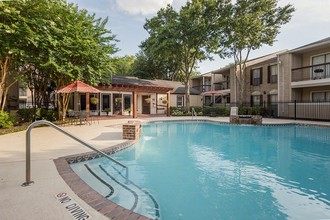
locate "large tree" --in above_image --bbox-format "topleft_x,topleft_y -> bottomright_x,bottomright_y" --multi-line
219,0 -> 294,104
0,1 -> 25,110
111,55 -> 136,76
0,0 -> 118,118
142,0 -> 228,109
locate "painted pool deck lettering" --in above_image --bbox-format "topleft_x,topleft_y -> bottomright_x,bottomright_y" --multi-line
56,192 -> 91,220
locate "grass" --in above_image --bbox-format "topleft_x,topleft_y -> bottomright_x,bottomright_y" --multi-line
0,123 -> 30,135
0,120 -> 76,136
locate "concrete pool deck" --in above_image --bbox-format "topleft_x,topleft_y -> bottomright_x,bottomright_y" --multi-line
1,116 -> 329,220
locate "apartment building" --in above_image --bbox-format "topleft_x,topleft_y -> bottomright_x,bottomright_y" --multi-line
196,37 -> 330,120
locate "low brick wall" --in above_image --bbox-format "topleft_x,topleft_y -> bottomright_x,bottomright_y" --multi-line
230,115 -> 262,125
123,122 -> 141,140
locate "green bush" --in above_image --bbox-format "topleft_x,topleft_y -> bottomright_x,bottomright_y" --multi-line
17,108 -> 58,122
17,108 -> 35,122
238,106 -> 266,116
0,111 -> 15,129
190,106 -> 203,113
203,106 -> 230,116
39,109 -> 58,121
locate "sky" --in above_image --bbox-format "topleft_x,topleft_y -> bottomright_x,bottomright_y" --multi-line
67,0 -> 330,74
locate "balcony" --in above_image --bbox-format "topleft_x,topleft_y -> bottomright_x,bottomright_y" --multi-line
291,63 -> 330,88
192,85 -> 211,92
214,81 -> 230,90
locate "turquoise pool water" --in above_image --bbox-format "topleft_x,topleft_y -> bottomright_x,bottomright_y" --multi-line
71,121 -> 330,220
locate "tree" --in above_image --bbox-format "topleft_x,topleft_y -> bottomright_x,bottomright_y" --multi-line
0,0 -> 118,118
130,51 -> 181,80
0,1 -> 25,110
220,0 -> 294,104
142,0 -> 227,109
111,55 -> 135,76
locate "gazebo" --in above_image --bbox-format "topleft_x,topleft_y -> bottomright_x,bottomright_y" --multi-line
57,80 -> 100,113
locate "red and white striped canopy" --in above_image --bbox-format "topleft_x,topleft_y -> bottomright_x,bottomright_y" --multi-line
56,80 -> 100,93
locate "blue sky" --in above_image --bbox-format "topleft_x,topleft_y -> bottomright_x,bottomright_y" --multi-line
68,0 -> 330,74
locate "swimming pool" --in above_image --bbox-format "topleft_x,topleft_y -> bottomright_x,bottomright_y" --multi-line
71,121 -> 330,219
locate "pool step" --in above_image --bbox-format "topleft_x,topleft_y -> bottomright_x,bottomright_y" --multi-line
72,162 -> 160,219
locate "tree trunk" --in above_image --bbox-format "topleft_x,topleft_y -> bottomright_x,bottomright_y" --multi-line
184,78 -> 190,111
0,58 -> 10,111
58,93 -> 71,121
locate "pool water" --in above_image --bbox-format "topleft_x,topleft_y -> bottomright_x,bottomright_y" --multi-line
71,122 -> 330,220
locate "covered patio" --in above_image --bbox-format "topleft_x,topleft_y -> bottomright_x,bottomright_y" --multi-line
97,76 -> 173,118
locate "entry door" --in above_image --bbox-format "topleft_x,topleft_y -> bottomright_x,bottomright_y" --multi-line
142,95 -> 150,114
80,94 -> 86,110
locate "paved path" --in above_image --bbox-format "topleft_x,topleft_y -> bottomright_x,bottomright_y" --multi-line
0,116 -> 329,220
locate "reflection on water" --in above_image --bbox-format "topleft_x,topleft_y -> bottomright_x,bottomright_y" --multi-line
110,122 -> 330,220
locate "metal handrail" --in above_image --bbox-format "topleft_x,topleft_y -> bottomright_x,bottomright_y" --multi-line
22,120 -> 128,186
192,108 -> 197,119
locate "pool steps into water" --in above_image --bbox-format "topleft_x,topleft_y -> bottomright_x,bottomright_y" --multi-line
72,161 -> 160,219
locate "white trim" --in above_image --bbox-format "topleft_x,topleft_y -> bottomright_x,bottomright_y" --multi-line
290,41 -> 330,53
291,78 -> 330,88
251,91 -> 261,96
269,89 -> 278,95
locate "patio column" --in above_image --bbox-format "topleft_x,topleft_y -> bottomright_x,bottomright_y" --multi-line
74,92 -> 79,111
86,92 -> 90,112
133,91 -> 137,118
166,91 -> 170,117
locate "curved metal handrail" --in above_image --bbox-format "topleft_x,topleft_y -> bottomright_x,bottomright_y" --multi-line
22,120 -> 128,186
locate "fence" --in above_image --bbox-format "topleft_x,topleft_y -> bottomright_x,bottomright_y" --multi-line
212,101 -> 330,121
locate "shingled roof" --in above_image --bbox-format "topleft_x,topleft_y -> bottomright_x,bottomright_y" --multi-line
111,75 -> 201,95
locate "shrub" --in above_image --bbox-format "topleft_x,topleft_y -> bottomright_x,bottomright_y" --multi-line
190,106 -> 203,113
39,109 -> 58,121
0,111 -> 15,129
203,106 -> 230,116
17,108 -> 35,122
238,106 -> 266,116
17,108 -> 58,122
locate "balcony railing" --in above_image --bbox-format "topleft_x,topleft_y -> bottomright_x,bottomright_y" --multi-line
214,81 -> 230,90
192,85 -> 211,92
292,62 -> 330,82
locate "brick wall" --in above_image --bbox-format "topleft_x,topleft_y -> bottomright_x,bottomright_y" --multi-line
123,122 -> 141,140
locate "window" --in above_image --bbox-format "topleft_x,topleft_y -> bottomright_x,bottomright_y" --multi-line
123,94 -> 131,111
268,65 -> 278,83
251,95 -> 263,106
226,96 -> 230,103
215,96 -> 222,104
102,94 -> 111,111
312,91 -> 330,102
269,94 -> 278,103
19,87 -> 27,96
177,95 -> 184,107
312,53 -> 330,79
251,68 -> 262,86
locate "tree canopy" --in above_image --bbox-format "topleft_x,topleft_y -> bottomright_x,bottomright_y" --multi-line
0,0 -> 118,115
139,0 -> 294,106
217,0 -> 295,103
141,0 -> 229,108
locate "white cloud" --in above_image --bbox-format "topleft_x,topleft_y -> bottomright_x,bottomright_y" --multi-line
115,0 -> 174,15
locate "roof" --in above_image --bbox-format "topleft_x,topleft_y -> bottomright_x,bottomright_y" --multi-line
100,75 -> 201,95
191,72 -> 212,79
57,80 -> 100,93
210,50 -> 287,74
290,37 -> 330,53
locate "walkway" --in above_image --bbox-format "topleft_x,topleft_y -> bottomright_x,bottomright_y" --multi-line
0,116 -> 329,220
